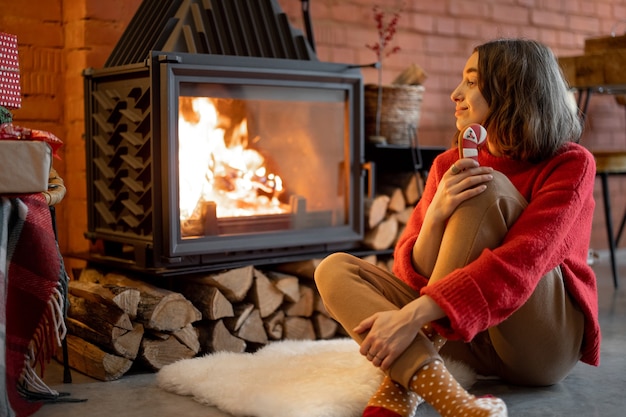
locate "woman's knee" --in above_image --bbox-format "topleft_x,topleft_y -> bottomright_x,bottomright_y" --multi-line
314,252 -> 354,291
464,171 -> 527,218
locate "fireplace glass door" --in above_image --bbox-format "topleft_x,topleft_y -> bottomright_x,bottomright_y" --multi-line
160,63 -> 364,259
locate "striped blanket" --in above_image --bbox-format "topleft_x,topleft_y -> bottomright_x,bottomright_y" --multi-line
1,194 -> 66,417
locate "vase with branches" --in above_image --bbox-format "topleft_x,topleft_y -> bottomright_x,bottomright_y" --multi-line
366,4 -> 402,140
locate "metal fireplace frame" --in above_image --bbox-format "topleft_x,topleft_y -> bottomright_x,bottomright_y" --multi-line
83,51 -> 366,274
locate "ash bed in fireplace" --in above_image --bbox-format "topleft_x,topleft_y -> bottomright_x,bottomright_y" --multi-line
83,0 -> 367,274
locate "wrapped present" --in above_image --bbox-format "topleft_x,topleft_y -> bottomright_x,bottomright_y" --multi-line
0,32 -> 21,109
0,123 -> 63,194
0,140 -> 51,194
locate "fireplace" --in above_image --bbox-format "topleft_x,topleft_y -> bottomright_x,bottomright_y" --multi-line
83,0 -> 367,274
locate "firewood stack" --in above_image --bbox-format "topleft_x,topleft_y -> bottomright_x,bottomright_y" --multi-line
61,262 -> 347,381
363,171 -> 424,251
61,269 -> 203,380
174,264 -> 340,353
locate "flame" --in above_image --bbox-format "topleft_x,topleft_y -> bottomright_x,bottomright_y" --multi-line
178,97 -> 287,221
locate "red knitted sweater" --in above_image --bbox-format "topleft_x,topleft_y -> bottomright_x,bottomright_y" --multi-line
393,142 -> 600,367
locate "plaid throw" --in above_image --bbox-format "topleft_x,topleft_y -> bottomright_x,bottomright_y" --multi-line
1,194 -> 62,417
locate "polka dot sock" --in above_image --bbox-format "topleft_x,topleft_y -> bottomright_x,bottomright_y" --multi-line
362,326 -> 445,417
363,376 -> 423,417
421,324 -> 446,351
409,360 -> 507,417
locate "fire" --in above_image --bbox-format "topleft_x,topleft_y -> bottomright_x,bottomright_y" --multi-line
178,97 -> 287,221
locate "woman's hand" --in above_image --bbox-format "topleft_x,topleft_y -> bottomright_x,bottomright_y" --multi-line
354,296 -> 444,371
355,309 -> 420,371
428,158 -> 494,224
411,158 -> 494,276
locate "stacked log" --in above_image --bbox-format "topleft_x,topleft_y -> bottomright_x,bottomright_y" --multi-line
61,264 -> 342,380
363,171 -> 423,252
60,270 -> 202,380
179,265 -> 339,354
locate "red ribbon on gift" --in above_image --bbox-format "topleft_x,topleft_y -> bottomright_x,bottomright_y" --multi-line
0,123 -> 63,158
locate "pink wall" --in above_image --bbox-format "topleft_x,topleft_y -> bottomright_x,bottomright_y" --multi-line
1,0 -> 624,261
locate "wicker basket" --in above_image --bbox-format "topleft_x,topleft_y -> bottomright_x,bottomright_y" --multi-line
364,84 -> 425,146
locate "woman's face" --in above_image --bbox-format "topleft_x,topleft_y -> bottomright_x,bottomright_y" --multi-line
450,51 -> 489,131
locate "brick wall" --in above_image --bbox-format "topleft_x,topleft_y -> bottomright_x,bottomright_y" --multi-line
1,0 -> 624,264
0,0 -> 142,272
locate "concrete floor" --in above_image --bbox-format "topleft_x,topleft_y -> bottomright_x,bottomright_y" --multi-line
32,249 -> 626,417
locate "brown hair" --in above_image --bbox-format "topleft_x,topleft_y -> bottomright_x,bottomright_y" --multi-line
470,38 -> 582,163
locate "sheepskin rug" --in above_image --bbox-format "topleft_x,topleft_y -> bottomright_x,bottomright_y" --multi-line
156,338 -> 476,417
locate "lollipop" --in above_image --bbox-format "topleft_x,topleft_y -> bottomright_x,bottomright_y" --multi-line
459,123 -> 487,161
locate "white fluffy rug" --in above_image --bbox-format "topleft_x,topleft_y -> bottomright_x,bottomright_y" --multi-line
156,338 -> 475,417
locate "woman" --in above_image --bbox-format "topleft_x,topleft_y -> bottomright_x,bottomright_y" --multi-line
314,38 -> 600,417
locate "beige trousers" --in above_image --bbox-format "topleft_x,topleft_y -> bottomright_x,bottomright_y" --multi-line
314,172 -> 584,388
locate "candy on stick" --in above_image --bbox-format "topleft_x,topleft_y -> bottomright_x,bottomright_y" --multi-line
459,123 -> 487,161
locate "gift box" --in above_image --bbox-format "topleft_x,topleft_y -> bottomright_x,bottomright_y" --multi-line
0,140 -> 51,194
0,33 -> 21,110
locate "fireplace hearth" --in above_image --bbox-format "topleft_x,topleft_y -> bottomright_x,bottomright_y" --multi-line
83,0 -> 368,274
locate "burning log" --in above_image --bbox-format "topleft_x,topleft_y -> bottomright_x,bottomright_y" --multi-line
180,201 -> 218,237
